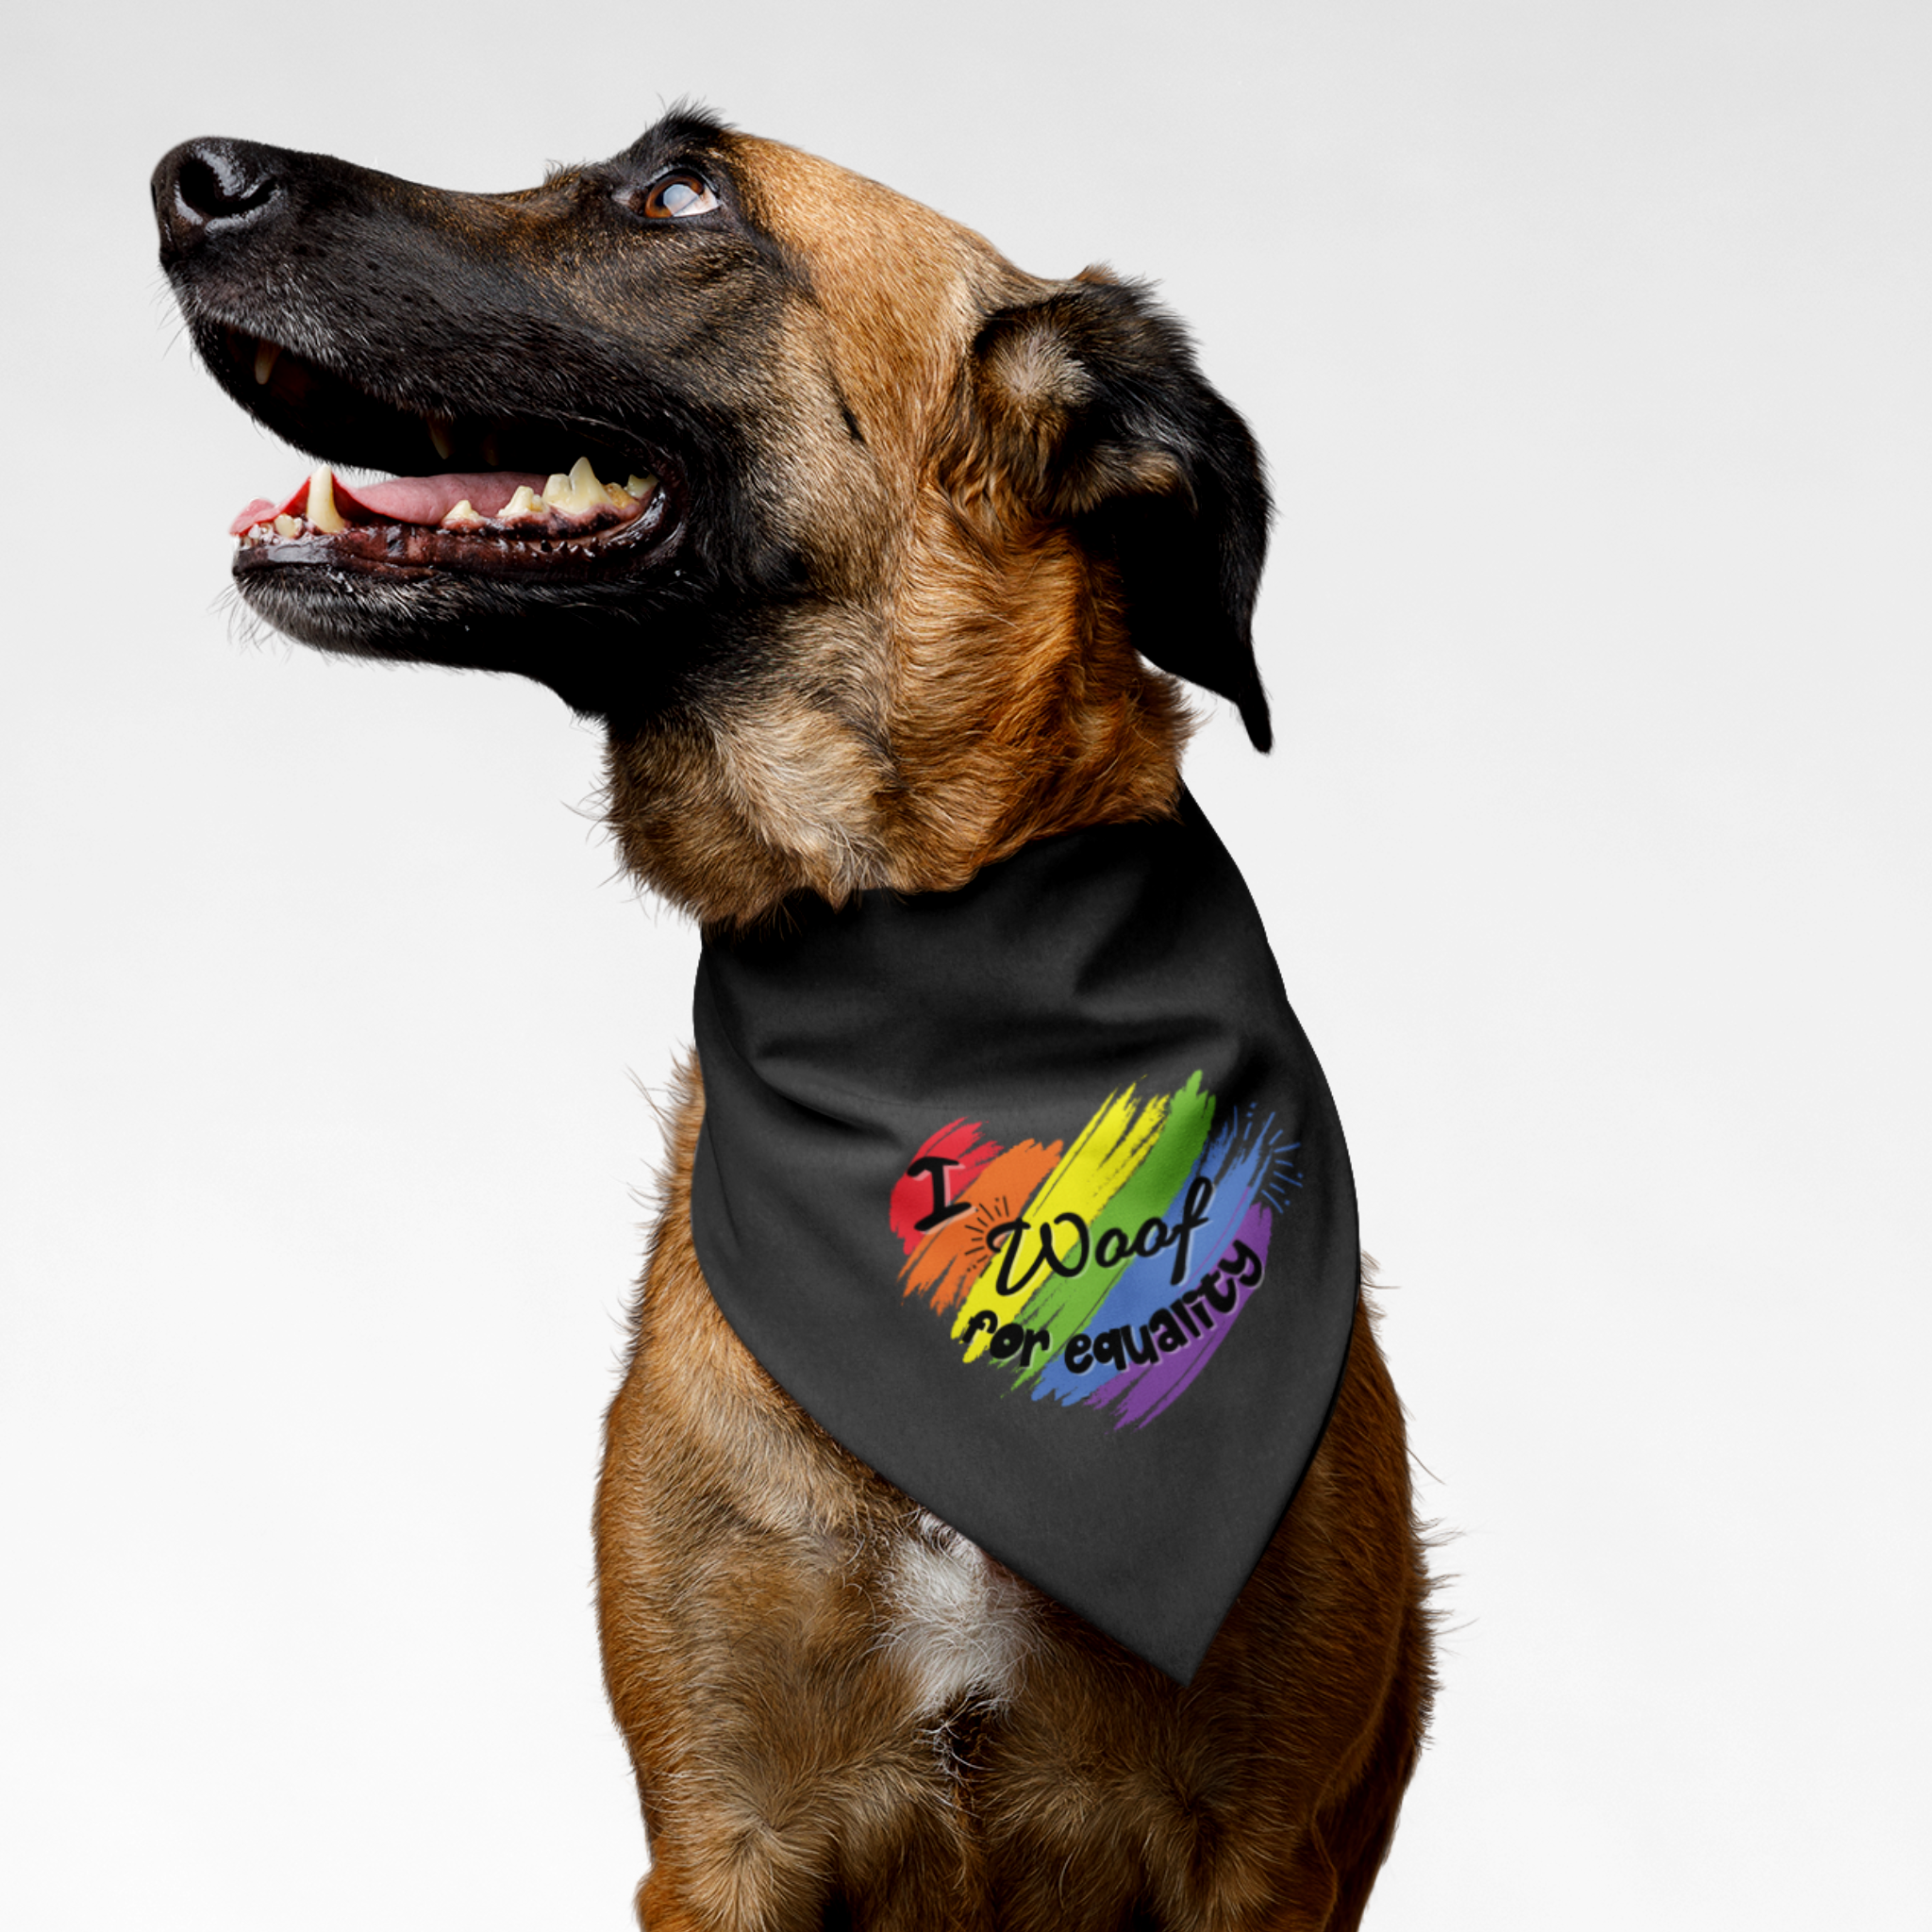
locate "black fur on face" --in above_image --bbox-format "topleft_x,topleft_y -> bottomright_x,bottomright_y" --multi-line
154,110 -> 820,721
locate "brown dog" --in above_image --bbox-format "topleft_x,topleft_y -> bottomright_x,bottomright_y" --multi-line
154,108 -> 1432,1931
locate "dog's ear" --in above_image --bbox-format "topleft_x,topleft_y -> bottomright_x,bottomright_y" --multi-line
954,271 -> 1273,751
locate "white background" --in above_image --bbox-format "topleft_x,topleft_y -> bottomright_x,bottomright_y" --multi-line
3,3 -> 1926,1925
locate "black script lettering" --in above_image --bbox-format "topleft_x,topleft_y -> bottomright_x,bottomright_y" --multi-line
1182,1287 -> 1218,1326
991,1322 -> 1025,1360
987,1219 -> 1048,1298
1065,1332 -> 1094,1374
1038,1213 -> 1091,1279
1222,1239 -> 1264,1288
1167,1174 -> 1216,1286
905,1154 -> 973,1233
1123,1324 -> 1158,1366
976,1184 -> 1221,1296
991,1213 -> 1093,1295
1202,1271 -> 1240,1315
962,1309 -> 998,1345
1148,1307 -> 1188,1354
1022,1326 -> 1053,1368
1172,1295 -> 1202,1338
1092,1328 -> 1127,1371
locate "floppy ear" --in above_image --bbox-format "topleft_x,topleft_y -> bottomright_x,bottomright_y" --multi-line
957,270 -> 1274,751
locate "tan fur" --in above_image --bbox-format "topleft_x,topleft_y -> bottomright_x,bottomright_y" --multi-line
594,135 -> 1433,1931
603,137 -> 1192,927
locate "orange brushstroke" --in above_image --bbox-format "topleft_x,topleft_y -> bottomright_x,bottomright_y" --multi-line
901,1139 -> 1060,1315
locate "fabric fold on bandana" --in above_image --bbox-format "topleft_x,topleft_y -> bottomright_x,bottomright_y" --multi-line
688,790 -> 1357,1683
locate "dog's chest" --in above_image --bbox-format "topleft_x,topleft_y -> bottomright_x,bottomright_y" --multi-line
879,1513 -> 1034,1716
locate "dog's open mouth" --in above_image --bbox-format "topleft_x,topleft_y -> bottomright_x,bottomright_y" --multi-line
215,326 -> 676,583
231,456 -> 662,564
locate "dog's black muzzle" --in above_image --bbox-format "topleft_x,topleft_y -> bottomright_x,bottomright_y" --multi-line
150,125 -> 798,724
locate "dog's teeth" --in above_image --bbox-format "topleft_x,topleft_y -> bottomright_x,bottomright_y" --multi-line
427,417 -> 455,461
566,457 -> 605,508
480,432 -> 502,467
307,467 -> 347,534
441,499 -> 482,527
540,458 -> 608,514
603,471 -> 659,510
502,485 -> 543,520
274,513 -> 302,538
253,340 -> 280,386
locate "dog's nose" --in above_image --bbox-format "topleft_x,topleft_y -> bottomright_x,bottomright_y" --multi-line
152,138 -> 284,258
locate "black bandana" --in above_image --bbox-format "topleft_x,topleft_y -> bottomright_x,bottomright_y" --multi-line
688,792 -> 1357,1683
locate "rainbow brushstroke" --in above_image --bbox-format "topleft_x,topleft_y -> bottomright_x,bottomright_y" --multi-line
890,1076 -> 1296,1429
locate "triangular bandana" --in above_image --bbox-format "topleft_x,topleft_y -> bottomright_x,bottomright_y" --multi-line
688,791 -> 1357,1682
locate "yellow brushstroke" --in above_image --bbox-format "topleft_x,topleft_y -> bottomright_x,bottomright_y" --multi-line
951,1086 -> 1171,1359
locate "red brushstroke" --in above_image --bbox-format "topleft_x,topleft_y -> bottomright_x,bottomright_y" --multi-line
890,1120 -> 1000,1254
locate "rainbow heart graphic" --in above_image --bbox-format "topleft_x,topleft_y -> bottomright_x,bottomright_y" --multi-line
889,1075 -> 1298,1427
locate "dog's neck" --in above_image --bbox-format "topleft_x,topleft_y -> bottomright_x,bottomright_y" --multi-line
603,521 -> 1195,928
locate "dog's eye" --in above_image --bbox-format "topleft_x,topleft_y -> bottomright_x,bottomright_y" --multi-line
634,174 -> 720,220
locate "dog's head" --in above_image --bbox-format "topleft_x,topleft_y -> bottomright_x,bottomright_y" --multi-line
155,108 -> 1272,921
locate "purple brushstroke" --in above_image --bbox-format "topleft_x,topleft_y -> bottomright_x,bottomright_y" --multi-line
1094,1202 -> 1274,1426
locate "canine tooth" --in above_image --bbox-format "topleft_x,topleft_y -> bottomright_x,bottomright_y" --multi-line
480,433 -> 502,467
441,499 -> 482,527
542,472 -> 573,507
274,514 -> 302,538
502,485 -> 542,519
307,466 -> 347,534
253,341 -> 280,386
566,457 -> 604,508
427,417 -> 455,461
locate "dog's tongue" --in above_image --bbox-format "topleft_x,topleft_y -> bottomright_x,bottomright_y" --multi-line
349,472 -> 544,524
229,467 -> 545,536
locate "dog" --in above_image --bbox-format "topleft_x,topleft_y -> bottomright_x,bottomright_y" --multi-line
154,108 -> 1433,1931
